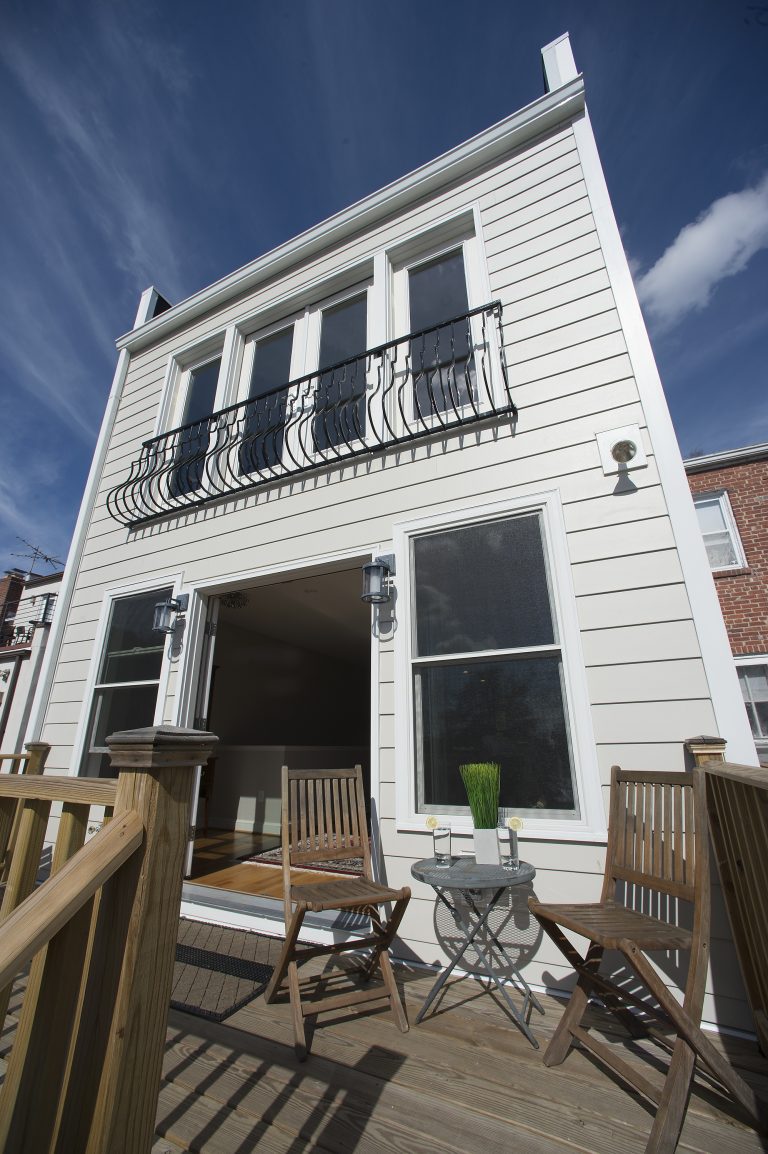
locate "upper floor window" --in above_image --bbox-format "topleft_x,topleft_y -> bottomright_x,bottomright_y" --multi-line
239,325 -> 294,474
174,355 -> 222,495
693,491 -> 746,571
313,290 -> 369,450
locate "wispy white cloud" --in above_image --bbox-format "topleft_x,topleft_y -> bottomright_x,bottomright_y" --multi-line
636,173 -> 768,332
0,17 -> 193,301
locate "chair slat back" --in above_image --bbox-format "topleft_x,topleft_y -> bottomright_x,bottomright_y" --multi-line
281,765 -> 372,875
606,768 -> 704,904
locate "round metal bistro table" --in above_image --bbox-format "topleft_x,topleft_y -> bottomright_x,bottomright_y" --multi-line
411,856 -> 543,1047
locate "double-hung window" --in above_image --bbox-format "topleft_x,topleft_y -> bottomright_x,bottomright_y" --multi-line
80,588 -> 171,777
693,491 -> 747,571
403,504 -> 584,823
737,660 -> 768,764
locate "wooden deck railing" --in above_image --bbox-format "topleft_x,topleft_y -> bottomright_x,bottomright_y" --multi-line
687,736 -> 768,1057
0,725 -> 217,1154
0,742 -> 50,885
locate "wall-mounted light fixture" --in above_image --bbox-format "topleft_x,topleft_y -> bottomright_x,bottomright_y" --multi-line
361,555 -> 395,605
596,424 -> 647,476
152,593 -> 189,635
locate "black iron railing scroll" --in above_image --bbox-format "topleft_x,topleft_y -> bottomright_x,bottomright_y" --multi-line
107,302 -> 515,527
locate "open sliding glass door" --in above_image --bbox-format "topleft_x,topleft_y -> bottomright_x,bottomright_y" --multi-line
184,594 -> 219,876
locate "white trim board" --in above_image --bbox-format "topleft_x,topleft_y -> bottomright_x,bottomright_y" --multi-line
569,108 -> 758,765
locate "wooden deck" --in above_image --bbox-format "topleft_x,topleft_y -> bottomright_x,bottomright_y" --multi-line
152,940 -> 768,1154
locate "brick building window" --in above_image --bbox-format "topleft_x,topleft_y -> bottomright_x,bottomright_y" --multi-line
737,660 -> 768,765
692,490 -> 747,571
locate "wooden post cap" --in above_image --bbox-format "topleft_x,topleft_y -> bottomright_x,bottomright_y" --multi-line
105,725 -> 218,770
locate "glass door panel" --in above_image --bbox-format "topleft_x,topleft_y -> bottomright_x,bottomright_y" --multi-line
240,326 -> 294,473
314,293 -> 368,451
408,249 -> 474,420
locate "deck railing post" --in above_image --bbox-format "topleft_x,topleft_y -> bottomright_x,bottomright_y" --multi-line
54,725 -> 217,1154
685,734 -> 727,767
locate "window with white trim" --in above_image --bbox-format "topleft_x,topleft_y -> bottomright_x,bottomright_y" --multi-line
392,226 -> 494,422
80,587 -> 171,777
172,353 -> 223,495
407,509 -> 579,819
736,660 -> 768,764
693,491 -> 747,571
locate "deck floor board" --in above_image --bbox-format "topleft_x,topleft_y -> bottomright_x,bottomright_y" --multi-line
159,952 -> 768,1153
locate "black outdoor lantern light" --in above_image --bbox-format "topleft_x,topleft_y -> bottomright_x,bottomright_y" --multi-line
361,555 -> 395,605
152,593 -> 189,635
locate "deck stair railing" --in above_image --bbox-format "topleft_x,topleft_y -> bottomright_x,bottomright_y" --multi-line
0,725 -> 217,1154
107,301 -> 515,527
0,742 -> 50,887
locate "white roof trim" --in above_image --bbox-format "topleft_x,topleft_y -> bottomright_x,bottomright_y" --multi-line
684,443 -> 768,473
117,77 -> 585,354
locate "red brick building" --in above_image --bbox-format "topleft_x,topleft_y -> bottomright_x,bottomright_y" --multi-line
686,443 -> 768,762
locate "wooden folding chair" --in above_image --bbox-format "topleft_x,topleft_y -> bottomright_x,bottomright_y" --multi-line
264,765 -> 411,1059
529,766 -> 767,1153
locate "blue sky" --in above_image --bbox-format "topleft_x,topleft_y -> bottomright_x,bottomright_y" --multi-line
1,0 -> 767,576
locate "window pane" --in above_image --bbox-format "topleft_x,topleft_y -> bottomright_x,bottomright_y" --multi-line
314,294 -> 367,450
739,666 -> 768,739
414,515 -> 555,656
174,357 -> 221,494
704,533 -> 738,568
240,327 -> 293,472
409,249 -> 469,333
83,683 -> 159,777
415,657 -> 576,813
183,358 -> 221,425
99,589 -> 171,683
409,249 -> 473,417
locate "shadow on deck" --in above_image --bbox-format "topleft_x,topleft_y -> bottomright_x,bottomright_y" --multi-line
155,949 -> 768,1154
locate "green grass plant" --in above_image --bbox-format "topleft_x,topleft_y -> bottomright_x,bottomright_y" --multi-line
459,762 -> 500,828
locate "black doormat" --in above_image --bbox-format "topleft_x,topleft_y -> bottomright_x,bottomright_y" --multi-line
171,919 -> 277,1022
242,844 -> 363,875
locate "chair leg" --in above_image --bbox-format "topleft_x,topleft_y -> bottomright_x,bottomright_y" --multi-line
379,950 -> 408,1033
264,903 -> 306,1005
544,941 -> 604,1067
287,960 -> 308,1060
645,1037 -> 696,1154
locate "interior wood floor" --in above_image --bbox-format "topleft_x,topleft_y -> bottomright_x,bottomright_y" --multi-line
188,828 -> 360,898
155,949 -> 768,1154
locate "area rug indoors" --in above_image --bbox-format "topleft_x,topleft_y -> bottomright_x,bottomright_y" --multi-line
242,844 -> 363,875
171,919 -> 277,1022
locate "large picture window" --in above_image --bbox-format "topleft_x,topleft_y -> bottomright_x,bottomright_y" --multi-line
80,588 -> 171,777
409,512 -> 578,818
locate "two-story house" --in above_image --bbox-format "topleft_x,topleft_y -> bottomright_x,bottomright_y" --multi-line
26,35 -> 758,1032
687,442 -> 768,765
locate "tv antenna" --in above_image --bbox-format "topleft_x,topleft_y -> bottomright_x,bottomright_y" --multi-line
11,538 -> 65,580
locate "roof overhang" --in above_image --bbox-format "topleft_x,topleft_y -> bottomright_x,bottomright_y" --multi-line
117,76 -> 585,355
684,442 -> 768,473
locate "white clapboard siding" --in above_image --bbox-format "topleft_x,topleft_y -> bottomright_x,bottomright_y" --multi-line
33,97 -> 746,1026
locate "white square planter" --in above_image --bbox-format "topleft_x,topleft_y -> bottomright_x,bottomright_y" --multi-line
473,827 -> 500,865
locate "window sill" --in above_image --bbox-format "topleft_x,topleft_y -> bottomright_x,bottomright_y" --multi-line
397,819 -> 608,844
712,567 -> 751,578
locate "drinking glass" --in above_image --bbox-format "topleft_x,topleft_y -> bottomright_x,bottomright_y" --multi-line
433,826 -> 451,867
498,825 -> 520,871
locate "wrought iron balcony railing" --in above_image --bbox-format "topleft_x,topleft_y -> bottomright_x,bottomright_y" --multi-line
107,302 -> 514,527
